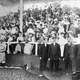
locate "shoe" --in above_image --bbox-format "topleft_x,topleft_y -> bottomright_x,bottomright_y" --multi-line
39,71 -> 43,77
66,73 -> 69,75
39,74 -> 43,77
72,72 -> 76,75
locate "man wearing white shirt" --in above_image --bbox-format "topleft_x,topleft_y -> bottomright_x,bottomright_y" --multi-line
24,33 -> 34,55
58,33 -> 67,57
60,16 -> 70,33
24,42 -> 33,55
73,34 -> 80,73
15,32 -> 24,54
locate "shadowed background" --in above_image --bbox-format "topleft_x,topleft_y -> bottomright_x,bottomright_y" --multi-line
0,0 -> 80,16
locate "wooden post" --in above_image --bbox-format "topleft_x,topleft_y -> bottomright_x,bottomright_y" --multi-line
35,42 -> 38,56
7,42 -> 10,54
20,0 -> 23,33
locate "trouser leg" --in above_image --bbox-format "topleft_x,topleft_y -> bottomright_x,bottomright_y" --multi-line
40,58 -> 47,71
64,58 -> 72,73
65,61 -> 68,72
54,59 -> 59,71
49,59 -> 54,71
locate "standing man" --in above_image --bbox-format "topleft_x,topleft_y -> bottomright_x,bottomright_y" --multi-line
73,34 -> 80,73
39,36 -> 50,72
63,36 -> 72,73
49,34 -> 61,72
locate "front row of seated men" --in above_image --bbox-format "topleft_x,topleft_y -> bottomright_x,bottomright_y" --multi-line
39,35 -> 72,73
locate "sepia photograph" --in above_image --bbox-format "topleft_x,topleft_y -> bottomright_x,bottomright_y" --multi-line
0,0 -> 80,80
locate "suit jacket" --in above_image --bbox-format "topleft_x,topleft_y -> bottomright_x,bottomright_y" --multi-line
63,43 -> 72,59
74,44 -> 80,71
75,44 -> 80,59
39,44 -> 50,59
49,43 -> 61,60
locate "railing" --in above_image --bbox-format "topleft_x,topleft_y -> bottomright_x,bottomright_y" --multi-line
4,41 -> 38,56
4,41 -> 52,55
3,40 -> 80,56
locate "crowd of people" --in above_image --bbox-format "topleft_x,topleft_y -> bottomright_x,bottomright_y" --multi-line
0,2 -> 80,75
0,2 -> 80,42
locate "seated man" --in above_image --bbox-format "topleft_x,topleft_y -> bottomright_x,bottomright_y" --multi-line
24,43 -> 33,55
9,35 -> 17,54
14,43 -> 22,54
16,32 -> 24,54
24,32 -> 35,55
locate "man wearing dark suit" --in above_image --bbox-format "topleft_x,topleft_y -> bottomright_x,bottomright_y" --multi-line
74,34 -> 80,73
49,36 -> 61,72
39,37 -> 50,71
75,44 -> 80,72
63,37 -> 72,73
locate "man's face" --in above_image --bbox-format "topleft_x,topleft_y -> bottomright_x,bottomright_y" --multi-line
67,38 -> 72,45
52,33 -> 56,38
78,34 -> 80,38
78,20 -> 80,26
54,21 -> 58,25
44,37 -> 48,43
61,33 -> 64,37
52,37 -> 56,43
19,33 -> 22,37
29,34 -> 33,38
